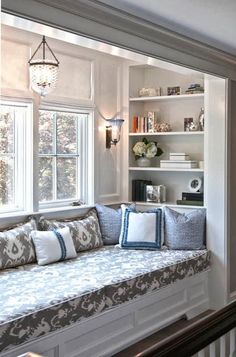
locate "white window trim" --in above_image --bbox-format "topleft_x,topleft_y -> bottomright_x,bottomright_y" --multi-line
38,104 -> 94,210
0,98 -> 33,215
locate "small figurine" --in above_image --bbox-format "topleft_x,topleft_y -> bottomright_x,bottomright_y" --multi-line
198,107 -> 204,131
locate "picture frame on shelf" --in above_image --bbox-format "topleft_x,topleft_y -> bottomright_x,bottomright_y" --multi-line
167,86 -> 181,96
146,185 -> 166,203
146,185 -> 160,202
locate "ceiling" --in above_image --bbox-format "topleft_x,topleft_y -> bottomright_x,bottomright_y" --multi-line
100,0 -> 236,56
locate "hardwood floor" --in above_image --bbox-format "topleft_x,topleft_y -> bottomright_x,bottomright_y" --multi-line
113,310 -> 213,357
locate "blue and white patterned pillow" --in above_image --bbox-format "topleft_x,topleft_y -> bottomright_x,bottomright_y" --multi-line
119,206 -> 163,250
164,206 -> 206,250
31,226 -> 77,265
95,203 -> 136,245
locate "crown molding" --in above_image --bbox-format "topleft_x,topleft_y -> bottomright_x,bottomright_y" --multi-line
2,0 -> 236,78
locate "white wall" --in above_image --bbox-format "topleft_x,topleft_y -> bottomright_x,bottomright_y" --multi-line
1,24 -> 126,209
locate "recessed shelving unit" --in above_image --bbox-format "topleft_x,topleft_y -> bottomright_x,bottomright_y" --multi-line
128,64 -> 205,208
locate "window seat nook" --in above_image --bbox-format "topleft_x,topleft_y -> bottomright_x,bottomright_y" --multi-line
0,246 -> 210,356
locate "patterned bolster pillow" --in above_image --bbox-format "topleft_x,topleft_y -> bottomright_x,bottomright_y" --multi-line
0,218 -> 37,269
38,209 -> 103,253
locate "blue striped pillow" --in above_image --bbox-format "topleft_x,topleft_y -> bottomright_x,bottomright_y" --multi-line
119,207 -> 163,250
31,227 -> 77,265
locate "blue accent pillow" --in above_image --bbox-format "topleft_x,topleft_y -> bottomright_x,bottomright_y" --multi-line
119,207 -> 163,250
164,206 -> 206,250
95,203 -> 136,245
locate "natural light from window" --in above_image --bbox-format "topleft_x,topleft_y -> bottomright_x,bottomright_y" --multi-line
39,108 -> 88,206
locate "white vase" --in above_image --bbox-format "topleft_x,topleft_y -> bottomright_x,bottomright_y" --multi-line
137,157 -> 151,167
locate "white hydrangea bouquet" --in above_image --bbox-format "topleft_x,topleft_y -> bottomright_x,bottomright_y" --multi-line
133,137 -> 163,160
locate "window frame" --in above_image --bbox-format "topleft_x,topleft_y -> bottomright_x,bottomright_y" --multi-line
0,98 -> 33,214
38,104 -> 93,210
0,99 -> 94,216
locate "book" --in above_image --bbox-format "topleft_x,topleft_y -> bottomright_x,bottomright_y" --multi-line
132,115 -> 138,133
176,199 -> 204,206
182,192 -> 204,201
147,111 -> 158,133
160,160 -> 198,168
169,154 -> 190,161
132,180 -> 152,201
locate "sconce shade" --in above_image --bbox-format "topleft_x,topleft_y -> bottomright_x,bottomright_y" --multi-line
29,36 -> 59,97
106,118 -> 124,149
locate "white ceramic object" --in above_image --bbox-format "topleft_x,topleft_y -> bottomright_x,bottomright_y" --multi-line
137,157 -> 151,167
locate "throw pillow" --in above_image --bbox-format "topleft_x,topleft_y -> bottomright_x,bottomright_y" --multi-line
31,226 -> 77,265
119,206 -> 163,249
0,217 -> 37,269
95,203 -> 136,245
38,209 -> 103,252
164,206 -> 206,250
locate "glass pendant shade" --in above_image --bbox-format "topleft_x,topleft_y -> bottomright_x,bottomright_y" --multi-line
29,36 -> 59,97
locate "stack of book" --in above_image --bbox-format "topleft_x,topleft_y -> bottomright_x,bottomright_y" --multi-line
132,111 -> 158,133
177,192 -> 204,206
160,153 -> 198,169
132,179 -> 152,201
185,83 -> 204,94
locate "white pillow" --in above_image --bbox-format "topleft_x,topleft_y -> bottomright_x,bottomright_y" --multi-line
31,227 -> 77,265
119,205 -> 163,249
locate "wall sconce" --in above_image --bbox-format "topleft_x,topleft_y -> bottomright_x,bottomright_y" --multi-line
28,35 -> 59,97
105,119 -> 124,149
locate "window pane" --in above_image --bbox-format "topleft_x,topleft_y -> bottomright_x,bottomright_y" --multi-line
39,110 -> 54,154
57,158 -> 76,199
0,107 -> 14,154
57,113 -> 77,154
0,157 -> 14,207
39,157 -> 53,202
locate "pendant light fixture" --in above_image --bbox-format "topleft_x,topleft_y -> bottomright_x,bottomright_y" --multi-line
28,36 -> 59,97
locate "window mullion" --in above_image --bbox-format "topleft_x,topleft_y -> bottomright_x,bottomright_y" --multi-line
53,113 -> 57,201
14,108 -> 23,210
76,117 -> 80,200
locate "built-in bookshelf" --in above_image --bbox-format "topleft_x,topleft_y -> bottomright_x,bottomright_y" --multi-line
128,64 -> 205,208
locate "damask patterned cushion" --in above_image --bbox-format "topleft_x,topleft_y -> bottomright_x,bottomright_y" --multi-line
0,218 -> 37,269
95,203 -> 136,245
119,206 -> 163,249
38,209 -> 103,252
31,227 -> 77,265
164,207 -> 206,250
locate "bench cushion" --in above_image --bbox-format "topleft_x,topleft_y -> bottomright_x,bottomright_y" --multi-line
0,246 -> 210,353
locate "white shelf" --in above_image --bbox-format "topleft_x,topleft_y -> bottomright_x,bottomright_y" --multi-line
129,93 -> 204,102
134,201 -> 205,209
129,131 -> 204,136
129,167 -> 204,172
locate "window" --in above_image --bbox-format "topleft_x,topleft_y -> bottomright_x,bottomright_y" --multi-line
0,101 -> 92,215
38,107 -> 90,207
0,101 -> 32,213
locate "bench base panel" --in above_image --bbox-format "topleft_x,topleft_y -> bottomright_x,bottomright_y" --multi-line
0,272 -> 209,357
